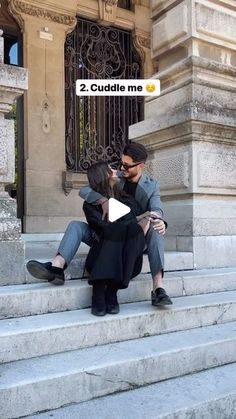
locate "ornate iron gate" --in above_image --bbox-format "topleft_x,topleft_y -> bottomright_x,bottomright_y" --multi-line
65,17 -> 143,173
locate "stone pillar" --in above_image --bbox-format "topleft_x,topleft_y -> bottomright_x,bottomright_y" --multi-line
130,0 -> 236,268
0,30 -> 28,284
7,0 -> 77,233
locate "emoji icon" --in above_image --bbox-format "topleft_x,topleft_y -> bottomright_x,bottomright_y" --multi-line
146,82 -> 156,93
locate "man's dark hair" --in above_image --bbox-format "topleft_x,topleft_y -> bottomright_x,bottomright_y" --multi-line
123,142 -> 148,163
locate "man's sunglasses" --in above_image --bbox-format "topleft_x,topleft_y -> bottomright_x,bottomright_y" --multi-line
119,161 -> 144,171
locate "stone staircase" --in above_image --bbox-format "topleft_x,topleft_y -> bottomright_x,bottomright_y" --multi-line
0,235 -> 236,418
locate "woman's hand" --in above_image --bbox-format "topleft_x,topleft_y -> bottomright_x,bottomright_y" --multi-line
136,211 -> 151,222
138,217 -> 151,235
97,198 -> 109,221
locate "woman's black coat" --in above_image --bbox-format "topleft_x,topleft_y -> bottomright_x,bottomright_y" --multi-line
83,195 -> 145,289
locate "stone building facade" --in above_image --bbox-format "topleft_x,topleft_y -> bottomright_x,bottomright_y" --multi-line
130,0 -> 236,268
0,0 -> 236,269
1,0 -> 152,231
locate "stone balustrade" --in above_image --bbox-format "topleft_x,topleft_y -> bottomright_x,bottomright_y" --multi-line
0,30 -> 28,283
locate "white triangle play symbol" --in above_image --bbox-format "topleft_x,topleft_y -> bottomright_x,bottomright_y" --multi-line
108,197 -> 131,222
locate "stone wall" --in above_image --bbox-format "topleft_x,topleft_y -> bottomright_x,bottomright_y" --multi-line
130,0 -> 236,268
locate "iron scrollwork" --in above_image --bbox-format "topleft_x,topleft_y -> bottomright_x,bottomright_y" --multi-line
65,17 -> 143,173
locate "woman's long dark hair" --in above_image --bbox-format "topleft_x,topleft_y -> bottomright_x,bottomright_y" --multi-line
87,161 -> 127,200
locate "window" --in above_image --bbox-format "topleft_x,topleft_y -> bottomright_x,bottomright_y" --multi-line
65,18 -> 143,173
118,0 -> 133,11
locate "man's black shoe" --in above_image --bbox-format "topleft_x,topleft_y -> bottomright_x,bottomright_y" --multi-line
151,287 -> 173,306
26,260 -> 54,281
26,260 -> 65,286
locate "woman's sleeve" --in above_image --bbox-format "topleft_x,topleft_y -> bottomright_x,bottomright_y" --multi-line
83,202 -> 109,234
83,202 -> 132,240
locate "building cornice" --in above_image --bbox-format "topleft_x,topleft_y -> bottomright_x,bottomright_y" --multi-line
8,0 -> 76,30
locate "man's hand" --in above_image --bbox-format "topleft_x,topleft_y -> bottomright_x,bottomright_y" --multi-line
152,219 -> 166,235
149,212 -> 166,235
149,211 -> 162,220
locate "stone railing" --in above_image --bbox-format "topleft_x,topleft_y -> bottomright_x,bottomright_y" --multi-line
0,30 -> 28,284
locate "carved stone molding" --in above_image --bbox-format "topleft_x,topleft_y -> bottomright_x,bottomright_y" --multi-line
98,0 -> 119,25
7,0 -> 24,31
62,172 -> 87,196
8,0 -> 76,31
105,0 -> 118,5
131,0 -> 142,5
0,0 -> 20,33
132,31 -> 150,67
136,34 -> 151,49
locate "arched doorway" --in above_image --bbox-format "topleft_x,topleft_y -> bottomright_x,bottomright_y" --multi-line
0,0 -> 24,223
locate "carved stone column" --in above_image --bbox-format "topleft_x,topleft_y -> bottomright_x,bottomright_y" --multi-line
130,0 -> 236,268
0,30 -> 28,284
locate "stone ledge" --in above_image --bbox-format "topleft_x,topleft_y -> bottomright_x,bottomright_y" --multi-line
156,55 -> 236,84
130,119 -> 236,148
2,267 -> 236,318
0,65 -> 28,90
1,290 -> 236,363
62,171 -> 87,195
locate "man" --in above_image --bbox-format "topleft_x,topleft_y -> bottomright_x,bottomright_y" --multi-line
27,143 -> 172,306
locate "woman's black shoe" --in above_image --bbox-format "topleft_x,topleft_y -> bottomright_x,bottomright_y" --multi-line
91,303 -> 106,316
105,284 -> 120,314
91,283 -> 106,316
106,303 -> 120,315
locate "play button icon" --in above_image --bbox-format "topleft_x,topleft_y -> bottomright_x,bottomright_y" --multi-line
108,198 -> 131,222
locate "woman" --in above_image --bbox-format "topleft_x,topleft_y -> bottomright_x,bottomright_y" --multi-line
83,161 -> 151,317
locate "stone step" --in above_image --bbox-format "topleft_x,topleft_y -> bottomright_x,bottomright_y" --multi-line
66,251 -> 194,279
1,290 -> 236,363
23,252 -> 194,285
24,362 -> 236,419
1,267 -> 236,319
1,321 -> 236,418
20,234 -> 195,285
23,233 -> 194,272
0,251 -> 194,286
23,233 -> 64,242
